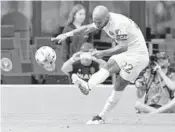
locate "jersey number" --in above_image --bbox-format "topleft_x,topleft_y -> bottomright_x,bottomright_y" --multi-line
123,63 -> 133,74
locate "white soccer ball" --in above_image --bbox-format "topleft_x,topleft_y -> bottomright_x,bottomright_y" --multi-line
35,46 -> 56,71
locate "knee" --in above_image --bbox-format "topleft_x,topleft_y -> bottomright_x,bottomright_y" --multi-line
113,77 -> 129,91
103,63 -> 111,71
104,59 -> 116,70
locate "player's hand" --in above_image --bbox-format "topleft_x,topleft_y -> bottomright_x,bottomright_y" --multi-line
84,24 -> 97,34
51,33 -> 68,43
91,50 -> 104,59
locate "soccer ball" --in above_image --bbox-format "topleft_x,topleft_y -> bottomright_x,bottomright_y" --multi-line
35,46 -> 56,71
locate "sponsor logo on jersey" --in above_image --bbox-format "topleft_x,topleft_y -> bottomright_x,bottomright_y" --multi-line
109,31 -> 114,36
90,67 -> 95,74
76,73 -> 92,80
1,58 -> 13,72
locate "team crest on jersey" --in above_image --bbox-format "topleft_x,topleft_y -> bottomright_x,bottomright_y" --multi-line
90,67 -> 95,74
115,29 -> 127,41
1,58 -> 13,72
109,31 -> 114,36
115,23 -> 128,41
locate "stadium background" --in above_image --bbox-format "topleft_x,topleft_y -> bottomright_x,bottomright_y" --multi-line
1,1 -> 175,84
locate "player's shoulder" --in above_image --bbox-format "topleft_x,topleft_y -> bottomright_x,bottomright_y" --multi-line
109,12 -> 129,28
109,12 -> 128,22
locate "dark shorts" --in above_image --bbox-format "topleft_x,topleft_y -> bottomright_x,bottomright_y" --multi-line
149,104 -> 162,109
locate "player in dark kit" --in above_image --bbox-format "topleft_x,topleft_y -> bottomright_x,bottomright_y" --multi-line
61,42 -> 106,83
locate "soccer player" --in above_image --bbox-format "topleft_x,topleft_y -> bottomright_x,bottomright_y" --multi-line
61,42 -> 106,84
52,5 -> 149,124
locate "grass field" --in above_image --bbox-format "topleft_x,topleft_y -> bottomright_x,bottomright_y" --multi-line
1,85 -> 175,132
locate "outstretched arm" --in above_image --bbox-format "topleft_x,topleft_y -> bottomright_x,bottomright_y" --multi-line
51,23 -> 97,42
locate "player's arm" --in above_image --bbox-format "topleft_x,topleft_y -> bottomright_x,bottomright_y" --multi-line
100,41 -> 128,56
93,25 -> 128,58
51,23 -> 97,42
104,24 -> 128,56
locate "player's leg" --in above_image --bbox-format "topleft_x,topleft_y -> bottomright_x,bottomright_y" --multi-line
87,58 -> 121,90
87,75 -> 130,124
87,55 -> 149,124
72,58 -> 121,95
98,76 -> 130,117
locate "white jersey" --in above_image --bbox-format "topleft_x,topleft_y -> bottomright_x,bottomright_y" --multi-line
102,12 -> 149,56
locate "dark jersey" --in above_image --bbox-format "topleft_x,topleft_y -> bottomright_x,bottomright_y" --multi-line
69,60 -> 99,82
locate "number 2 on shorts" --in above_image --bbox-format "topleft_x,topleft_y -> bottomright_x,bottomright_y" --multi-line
123,62 -> 133,74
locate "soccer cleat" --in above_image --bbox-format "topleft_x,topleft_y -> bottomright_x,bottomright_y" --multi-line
71,74 -> 90,95
86,115 -> 105,124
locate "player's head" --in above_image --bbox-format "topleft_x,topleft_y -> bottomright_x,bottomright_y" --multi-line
35,46 -> 56,71
80,42 -> 94,66
92,5 -> 110,29
67,4 -> 86,25
156,52 -> 170,68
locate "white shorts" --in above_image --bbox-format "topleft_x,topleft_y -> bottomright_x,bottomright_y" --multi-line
110,52 -> 149,83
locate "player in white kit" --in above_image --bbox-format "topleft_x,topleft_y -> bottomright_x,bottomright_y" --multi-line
52,5 -> 149,124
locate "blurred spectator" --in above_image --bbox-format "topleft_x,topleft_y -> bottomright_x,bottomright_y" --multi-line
61,42 -> 106,83
170,53 -> 175,73
153,1 -> 175,35
1,1 -> 32,36
61,4 -> 92,62
135,52 -> 175,113
32,74 -> 46,84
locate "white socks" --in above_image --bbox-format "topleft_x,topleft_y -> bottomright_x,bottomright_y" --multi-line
88,68 -> 110,90
99,90 -> 119,118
